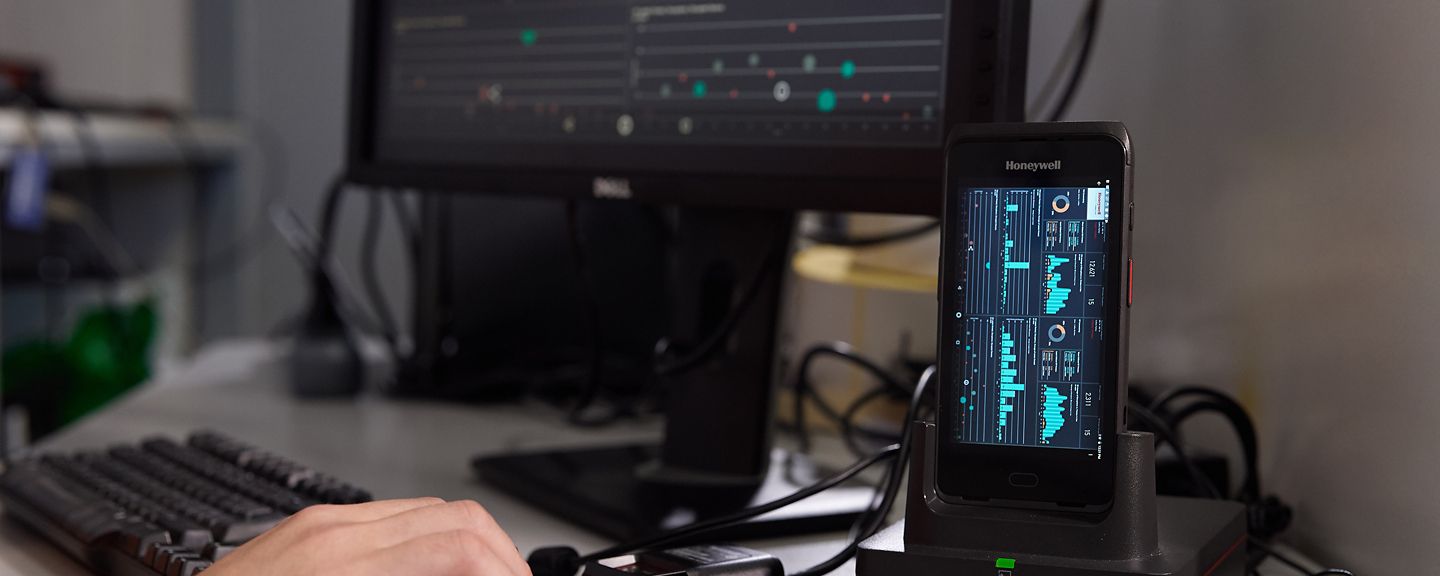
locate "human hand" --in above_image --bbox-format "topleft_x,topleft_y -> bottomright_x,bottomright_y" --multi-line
205,497 -> 531,575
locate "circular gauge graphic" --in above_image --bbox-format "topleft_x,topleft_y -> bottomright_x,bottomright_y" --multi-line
1051,195 -> 1071,213
1048,323 -> 1068,343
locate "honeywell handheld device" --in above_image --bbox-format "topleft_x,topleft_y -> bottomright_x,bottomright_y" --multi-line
937,122 -> 1133,512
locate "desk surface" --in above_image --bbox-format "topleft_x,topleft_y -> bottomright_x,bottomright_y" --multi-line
0,343 -> 858,575
0,342 -> 1316,576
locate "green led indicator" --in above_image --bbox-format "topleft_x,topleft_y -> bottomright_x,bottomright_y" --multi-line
816,88 -> 837,112
693,80 -> 708,98
840,60 -> 856,79
520,28 -> 538,46
996,558 -> 1016,569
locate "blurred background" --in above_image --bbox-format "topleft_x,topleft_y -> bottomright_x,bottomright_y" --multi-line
0,1 -> 1434,573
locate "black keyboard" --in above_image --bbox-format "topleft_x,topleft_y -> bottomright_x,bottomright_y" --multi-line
0,430 -> 372,575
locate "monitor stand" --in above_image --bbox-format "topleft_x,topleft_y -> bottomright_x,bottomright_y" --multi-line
473,206 -> 874,541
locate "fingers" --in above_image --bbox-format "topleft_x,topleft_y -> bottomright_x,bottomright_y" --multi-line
344,529 -> 530,576
340,500 -> 528,575
228,497 -> 447,559
295,497 -> 448,524
212,498 -> 531,576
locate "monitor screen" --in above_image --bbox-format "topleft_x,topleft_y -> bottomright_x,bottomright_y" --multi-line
953,186 -> 1111,452
348,0 -> 1028,213
377,0 -> 948,151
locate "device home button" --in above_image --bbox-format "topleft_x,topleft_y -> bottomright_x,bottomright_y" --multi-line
1008,472 -> 1040,488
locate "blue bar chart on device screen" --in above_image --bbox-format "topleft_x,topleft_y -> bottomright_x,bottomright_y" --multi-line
954,187 -> 1109,452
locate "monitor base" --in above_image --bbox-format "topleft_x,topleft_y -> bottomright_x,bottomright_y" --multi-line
473,444 -> 876,542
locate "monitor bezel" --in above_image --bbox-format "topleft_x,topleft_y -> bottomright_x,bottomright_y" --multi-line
344,0 -> 1030,215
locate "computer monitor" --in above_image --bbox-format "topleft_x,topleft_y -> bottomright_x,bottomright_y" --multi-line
345,0 -> 1029,214
343,0 -> 1030,540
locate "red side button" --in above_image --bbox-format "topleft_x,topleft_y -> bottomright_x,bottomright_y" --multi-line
1127,259 -> 1134,306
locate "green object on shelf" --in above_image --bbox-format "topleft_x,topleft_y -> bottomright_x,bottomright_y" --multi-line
2,298 -> 157,438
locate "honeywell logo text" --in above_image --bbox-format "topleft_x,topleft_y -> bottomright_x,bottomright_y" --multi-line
1005,160 -> 1062,171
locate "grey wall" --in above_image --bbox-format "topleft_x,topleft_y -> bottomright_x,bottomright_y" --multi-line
1040,1 -> 1440,572
0,0 -> 191,108
234,1 -> 414,339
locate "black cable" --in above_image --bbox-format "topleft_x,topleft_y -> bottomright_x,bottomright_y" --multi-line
577,444 -> 901,564
359,190 -> 398,354
1149,391 -> 1260,497
1142,388 -> 1352,575
792,342 -> 914,454
653,225 -> 788,377
1026,0 -> 1090,120
838,386 -> 901,457
1046,0 -> 1103,122
1246,536 -> 1356,576
1127,401 -> 1222,498
802,220 -> 939,248
1149,386 -> 1293,539
1166,398 -> 1259,502
787,365 -> 934,576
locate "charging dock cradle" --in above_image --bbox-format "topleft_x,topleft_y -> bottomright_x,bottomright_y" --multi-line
856,423 -> 1248,576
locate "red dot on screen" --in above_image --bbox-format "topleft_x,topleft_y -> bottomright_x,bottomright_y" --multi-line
729,88 -> 739,99
766,69 -> 776,80
787,22 -> 798,33
882,93 -> 892,103
862,92 -> 871,103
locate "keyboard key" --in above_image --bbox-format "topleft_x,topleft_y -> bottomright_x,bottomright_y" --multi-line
43,455 -> 214,549
0,432 -> 371,574
0,461 -> 128,545
189,431 -> 372,504
109,447 -> 276,521
142,438 -> 314,514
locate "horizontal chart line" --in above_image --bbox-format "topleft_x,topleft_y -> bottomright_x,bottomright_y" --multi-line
635,39 -> 942,56
405,78 -> 628,89
635,90 -> 939,100
397,61 -> 626,75
392,96 -> 627,107
398,43 -> 629,61
636,13 -> 944,33
638,64 -> 941,78
397,24 -> 628,43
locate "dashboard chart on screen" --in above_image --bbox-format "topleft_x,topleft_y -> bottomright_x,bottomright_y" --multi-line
376,0 -> 948,148
954,187 -> 1110,453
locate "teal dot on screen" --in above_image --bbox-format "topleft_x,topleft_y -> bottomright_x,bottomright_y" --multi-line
816,88 -> 837,112
841,60 -> 856,79
693,81 -> 708,98
960,397 -> 967,404
986,261 -> 991,270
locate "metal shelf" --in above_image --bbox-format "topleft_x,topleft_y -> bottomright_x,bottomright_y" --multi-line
0,109 -> 241,169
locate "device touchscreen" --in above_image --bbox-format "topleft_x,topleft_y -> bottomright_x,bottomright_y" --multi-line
951,186 -> 1112,457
